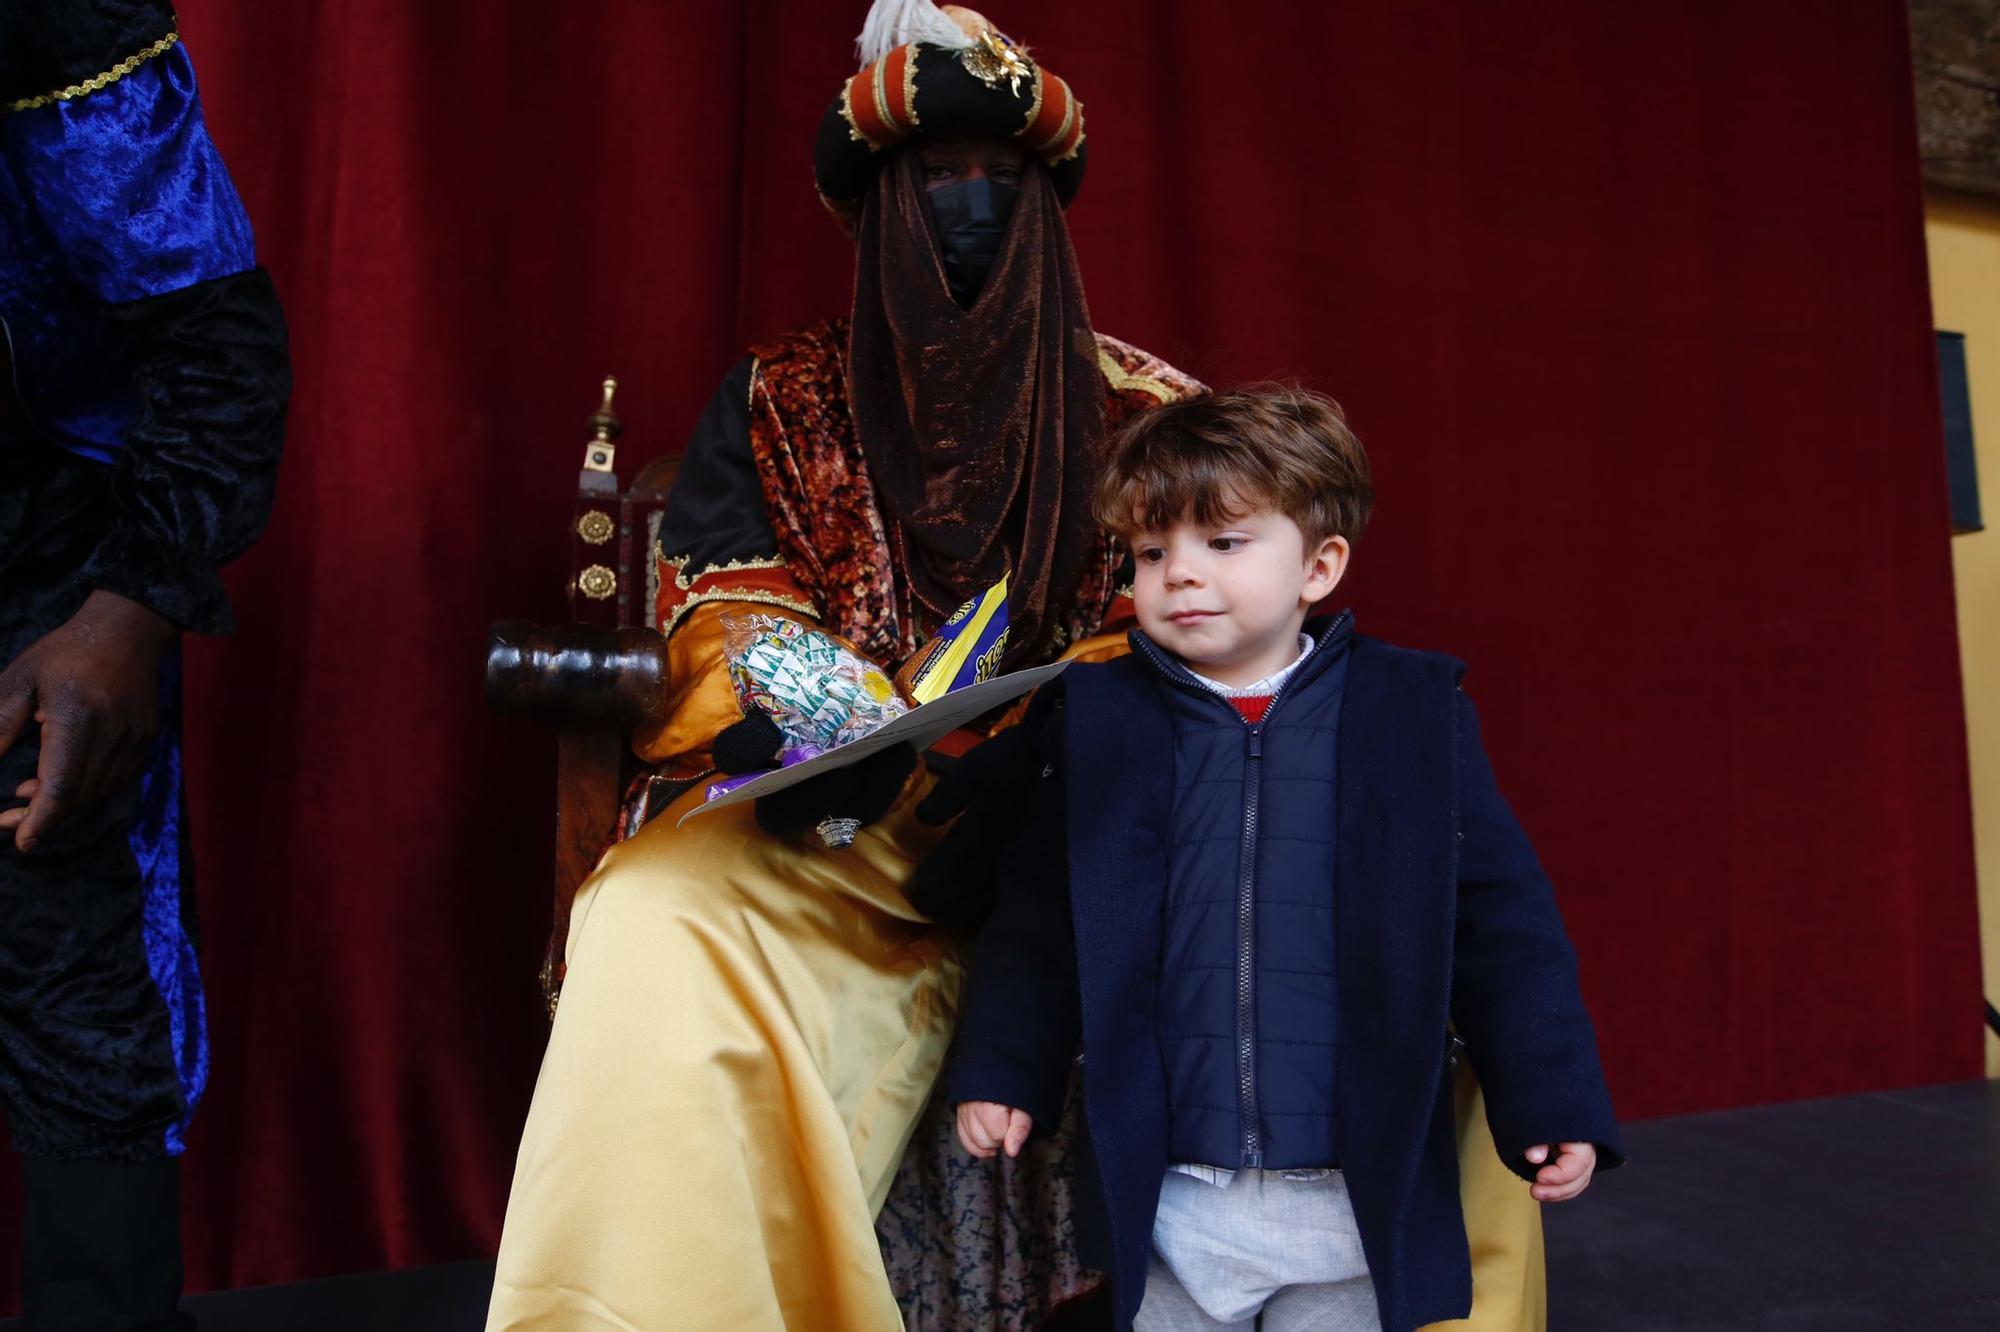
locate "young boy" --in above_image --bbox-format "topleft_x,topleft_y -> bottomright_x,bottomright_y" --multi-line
947,387 -> 1621,1331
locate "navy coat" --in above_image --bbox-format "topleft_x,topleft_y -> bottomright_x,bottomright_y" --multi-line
950,629 -> 1623,1332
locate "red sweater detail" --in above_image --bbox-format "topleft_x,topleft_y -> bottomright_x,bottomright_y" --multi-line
1229,694 -> 1273,723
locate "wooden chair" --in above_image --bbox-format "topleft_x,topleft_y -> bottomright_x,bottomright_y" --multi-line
484,378 -> 683,1015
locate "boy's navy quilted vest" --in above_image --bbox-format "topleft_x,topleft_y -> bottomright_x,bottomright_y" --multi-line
1130,614 -> 1351,1170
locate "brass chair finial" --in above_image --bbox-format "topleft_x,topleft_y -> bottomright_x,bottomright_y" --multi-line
583,376 -> 623,473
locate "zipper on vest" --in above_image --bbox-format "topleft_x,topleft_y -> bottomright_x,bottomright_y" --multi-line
1127,613 -> 1351,1173
1236,722 -> 1264,1169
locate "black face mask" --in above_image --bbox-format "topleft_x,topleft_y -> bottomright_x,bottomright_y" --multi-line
926,177 -> 1017,306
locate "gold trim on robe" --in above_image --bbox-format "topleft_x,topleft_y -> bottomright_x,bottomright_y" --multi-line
5,30 -> 181,114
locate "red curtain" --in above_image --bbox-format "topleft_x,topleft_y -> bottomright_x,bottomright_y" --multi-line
2,0 -> 1981,1299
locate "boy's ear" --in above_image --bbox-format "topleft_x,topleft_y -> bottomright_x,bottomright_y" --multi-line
1303,535 -> 1350,604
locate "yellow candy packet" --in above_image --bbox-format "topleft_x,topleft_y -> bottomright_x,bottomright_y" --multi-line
895,576 -> 1011,705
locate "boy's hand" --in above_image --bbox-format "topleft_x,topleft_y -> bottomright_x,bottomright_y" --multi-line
955,1101 -> 1033,1159
1524,1142 -> 1597,1202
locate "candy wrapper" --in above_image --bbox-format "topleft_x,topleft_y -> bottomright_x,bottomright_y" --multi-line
894,576 -> 1011,704
712,614 -> 910,847
720,613 -> 909,755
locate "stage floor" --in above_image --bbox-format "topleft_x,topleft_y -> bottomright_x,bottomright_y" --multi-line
6,1079 -> 1993,1330
1540,1077 -> 2000,1330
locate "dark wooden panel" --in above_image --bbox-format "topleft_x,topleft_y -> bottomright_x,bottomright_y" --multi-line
1914,0 -> 2000,197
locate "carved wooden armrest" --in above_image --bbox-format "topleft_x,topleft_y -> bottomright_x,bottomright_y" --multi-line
487,619 -> 670,1016
495,377 -> 687,1017
485,619 -> 669,728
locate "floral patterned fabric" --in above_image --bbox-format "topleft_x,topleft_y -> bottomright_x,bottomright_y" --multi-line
878,1071 -> 1100,1331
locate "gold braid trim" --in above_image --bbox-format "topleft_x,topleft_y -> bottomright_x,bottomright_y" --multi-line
663,586 -> 822,639
1097,347 -> 1180,403
902,44 -> 921,132
657,552 -> 793,584
1030,81 -> 1076,155
871,61 -> 898,139
837,74 -> 874,148
652,549 -> 819,639
1019,67 -> 1083,163
1052,101 -> 1086,165
5,29 -> 181,114
1020,66 -> 1045,139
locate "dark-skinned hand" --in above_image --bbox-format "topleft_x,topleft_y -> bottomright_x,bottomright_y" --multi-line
0,589 -> 177,853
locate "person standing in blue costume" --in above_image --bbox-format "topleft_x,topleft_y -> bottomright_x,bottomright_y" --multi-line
0,2 -> 289,1327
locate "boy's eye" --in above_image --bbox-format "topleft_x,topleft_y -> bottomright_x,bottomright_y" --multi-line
1209,537 -> 1242,552
1136,547 -> 1164,563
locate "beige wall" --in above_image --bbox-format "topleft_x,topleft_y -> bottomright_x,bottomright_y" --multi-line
1925,189 -> 2000,1078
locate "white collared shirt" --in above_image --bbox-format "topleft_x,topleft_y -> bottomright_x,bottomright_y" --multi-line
1181,633 -> 1314,700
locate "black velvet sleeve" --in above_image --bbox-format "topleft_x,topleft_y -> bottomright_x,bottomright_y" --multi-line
77,266 -> 291,634
654,355 -> 780,571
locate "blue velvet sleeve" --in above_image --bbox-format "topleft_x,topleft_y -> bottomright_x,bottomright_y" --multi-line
3,41 -> 255,301
3,36 -> 288,633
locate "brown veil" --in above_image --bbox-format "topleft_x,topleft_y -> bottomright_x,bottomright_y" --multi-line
847,148 -> 1106,664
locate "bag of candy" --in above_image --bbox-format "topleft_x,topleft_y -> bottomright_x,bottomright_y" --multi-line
689,589 -> 1063,848
718,612 -> 909,756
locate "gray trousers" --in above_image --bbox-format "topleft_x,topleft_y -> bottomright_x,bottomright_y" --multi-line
1136,1169 -> 1380,1331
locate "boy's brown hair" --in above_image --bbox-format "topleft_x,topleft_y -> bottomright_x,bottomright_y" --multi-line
1091,385 -> 1374,547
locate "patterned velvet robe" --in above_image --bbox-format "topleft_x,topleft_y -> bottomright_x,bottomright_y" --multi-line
646,321 -> 1202,1327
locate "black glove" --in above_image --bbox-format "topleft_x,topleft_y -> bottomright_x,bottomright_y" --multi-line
713,709 -> 786,775
714,703 -> 917,843
913,720 -> 1032,828
905,695 -> 1062,926
754,743 -> 917,842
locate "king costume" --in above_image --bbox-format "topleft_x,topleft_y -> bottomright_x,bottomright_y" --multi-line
1,1 -> 289,1326
488,5 -> 1542,1329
